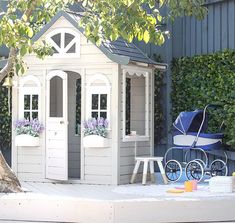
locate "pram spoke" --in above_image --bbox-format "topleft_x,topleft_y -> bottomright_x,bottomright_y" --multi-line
185,160 -> 204,182
164,160 -> 182,182
210,159 -> 228,177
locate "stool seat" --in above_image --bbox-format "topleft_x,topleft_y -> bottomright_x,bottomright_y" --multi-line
130,156 -> 168,185
135,157 -> 163,161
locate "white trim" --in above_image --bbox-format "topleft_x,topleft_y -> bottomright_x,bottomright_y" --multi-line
122,69 -> 150,141
86,74 -> 111,122
46,69 -> 67,80
46,28 -> 80,58
18,75 -> 41,120
150,69 -> 154,156
19,75 -> 41,88
80,68 -> 85,181
86,73 -> 111,87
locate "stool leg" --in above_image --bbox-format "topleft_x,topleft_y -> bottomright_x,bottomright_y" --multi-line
130,160 -> 141,183
142,160 -> 148,185
149,160 -> 155,183
157,160 -> 168,184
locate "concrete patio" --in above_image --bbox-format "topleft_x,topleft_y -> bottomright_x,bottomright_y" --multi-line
0,179 -> 235,223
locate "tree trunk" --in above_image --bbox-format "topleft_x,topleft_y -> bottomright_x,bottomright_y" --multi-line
0,150 -> 22,192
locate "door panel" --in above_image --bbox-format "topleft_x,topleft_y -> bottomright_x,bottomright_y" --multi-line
46,70 -> 68,181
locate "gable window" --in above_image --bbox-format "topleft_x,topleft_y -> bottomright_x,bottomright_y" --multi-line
46,28 -> 80,57
19,76 -> 41,121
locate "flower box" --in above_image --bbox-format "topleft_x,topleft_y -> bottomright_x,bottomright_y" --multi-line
15,134 -> 40,147
83,135 -> 109,148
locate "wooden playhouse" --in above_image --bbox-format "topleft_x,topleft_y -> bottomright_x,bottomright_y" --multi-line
11,11 -> 167,185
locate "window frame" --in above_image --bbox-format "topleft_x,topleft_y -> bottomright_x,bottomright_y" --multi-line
122,69 -> 150,142
19,75 -> 41,121
86,74 -> 111,123
46,28 -> 80,58
90,93 -> 108,119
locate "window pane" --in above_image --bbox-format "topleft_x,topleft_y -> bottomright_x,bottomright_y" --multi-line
32,95 -> 38,110
75,78 -> 81,135
50,76 -> 63,117
92,94 -> 99,109
126,78 -> 131,135
129,76 -> 146,136
32,112 -> 38,119
24,95 -> 30,110
51,33 -> 61,48
24,112 -> 30,120
65,33 -> 75,48
91,112 -> 98,119
100,112 -> 107,119
66,43 -> 76,53
100,94 -> 107,110
52,47 -> 59,54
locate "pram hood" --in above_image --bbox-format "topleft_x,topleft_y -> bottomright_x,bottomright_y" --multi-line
173,110 -> 208,134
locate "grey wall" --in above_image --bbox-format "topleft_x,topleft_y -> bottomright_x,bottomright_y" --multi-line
175,0 -> 235,57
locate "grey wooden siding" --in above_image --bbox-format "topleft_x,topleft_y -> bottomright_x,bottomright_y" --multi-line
179,0 -> 235,57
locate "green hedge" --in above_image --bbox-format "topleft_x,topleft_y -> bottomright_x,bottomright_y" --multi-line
171,50 -> 235,148
0,81 -> 11,150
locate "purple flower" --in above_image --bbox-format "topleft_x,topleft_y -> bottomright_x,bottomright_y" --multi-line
15,118 -> 44,137
97,117 -> 104,126
104,119 -> 109,128
83,117 -> 109,137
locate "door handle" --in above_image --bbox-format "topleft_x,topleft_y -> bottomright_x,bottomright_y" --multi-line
60,121 -> 64,124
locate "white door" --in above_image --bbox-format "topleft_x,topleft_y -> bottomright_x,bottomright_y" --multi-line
46,70 -> 68,180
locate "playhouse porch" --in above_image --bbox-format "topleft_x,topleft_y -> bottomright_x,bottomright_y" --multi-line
0,181 -> 235,223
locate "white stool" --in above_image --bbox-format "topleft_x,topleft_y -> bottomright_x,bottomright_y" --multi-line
130,157 -> 168,185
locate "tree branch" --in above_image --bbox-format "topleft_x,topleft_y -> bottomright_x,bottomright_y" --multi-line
0,1 -> 39,82
24,0 -> 40,19
0,48 -> 17,82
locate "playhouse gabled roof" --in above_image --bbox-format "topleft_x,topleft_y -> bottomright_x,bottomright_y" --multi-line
0,59 -> 7,69
32,11 -> 167,70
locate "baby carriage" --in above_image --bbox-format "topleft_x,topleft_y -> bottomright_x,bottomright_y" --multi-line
164,104 -> 228,182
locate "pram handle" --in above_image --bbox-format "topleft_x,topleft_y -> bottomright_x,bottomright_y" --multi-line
206,104 -> 223,109
192,103 -> 223,147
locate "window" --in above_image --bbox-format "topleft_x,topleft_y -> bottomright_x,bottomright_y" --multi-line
23,94 -> 39,120
86,74 -> 111,122
19,76 -> 41,121
49,76 -> 63,117
46,28 -> 80,57
122,69 -> 150,141
91,94 -> 107,119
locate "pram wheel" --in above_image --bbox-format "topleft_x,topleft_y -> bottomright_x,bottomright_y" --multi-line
210,159 -> 228,177
165,160 -> 182,182
185,160 -> 204,182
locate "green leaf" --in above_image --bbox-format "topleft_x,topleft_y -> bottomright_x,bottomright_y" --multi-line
26,27 -> 34,38
159,0 -> 165,7
137,31 -> 143,41
20,46 -> 27,56
22,14 -> 27,22
143,30 -> 150,43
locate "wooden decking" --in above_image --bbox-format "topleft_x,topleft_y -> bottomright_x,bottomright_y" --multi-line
0,182 -> 235,223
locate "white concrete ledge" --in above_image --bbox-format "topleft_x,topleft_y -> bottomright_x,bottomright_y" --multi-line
0,182 -> 235,223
